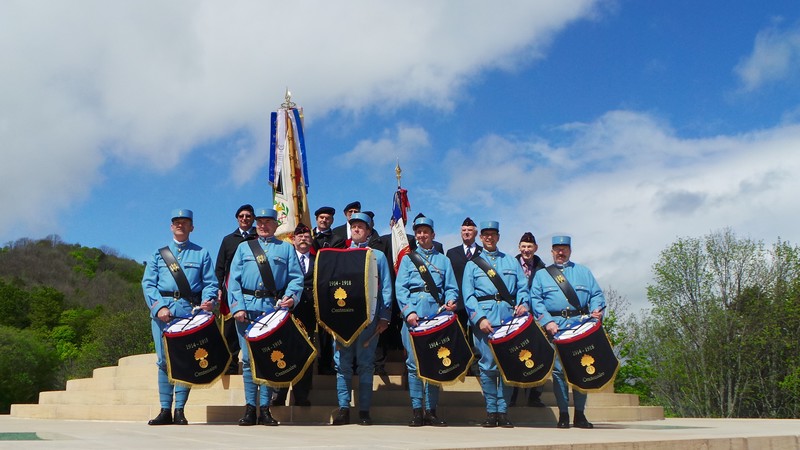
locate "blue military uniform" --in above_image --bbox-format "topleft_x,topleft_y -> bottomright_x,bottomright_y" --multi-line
228,208 -> 304,418
141,209 -> 218,424
332,212 -> 393,424
462,221 -> 529,424
530,235 -> 605,427
395,216 -> 459,425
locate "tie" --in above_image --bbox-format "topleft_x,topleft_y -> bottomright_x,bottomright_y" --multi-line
299,255 -> 307,274
465,248 -> 472,260
242,230 -> 248,239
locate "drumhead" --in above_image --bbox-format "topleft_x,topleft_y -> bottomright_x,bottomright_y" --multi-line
246,309 -> 290,339
164,311 -> 214,336
490,314 -> 531,341
553,318 -> 599,343
410,313 -> 454,334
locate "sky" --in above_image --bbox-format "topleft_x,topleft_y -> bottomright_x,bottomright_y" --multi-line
2,1 -> 800,312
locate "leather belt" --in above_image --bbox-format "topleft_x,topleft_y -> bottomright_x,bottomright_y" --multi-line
159,291 -> 202,306
242,288 -> 280,298
410,286 -> 431,293
549,308 -> 587,318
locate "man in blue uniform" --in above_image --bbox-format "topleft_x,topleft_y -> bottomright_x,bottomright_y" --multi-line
331,212 -> 393,426
228,207 -> 304,426
530,235 -> 605,429
462,221 -> 529,428
142,209 -> 218,426
395,215 -> 459,427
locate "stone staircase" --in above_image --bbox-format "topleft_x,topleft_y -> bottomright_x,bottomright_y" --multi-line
10,353 -> 663,425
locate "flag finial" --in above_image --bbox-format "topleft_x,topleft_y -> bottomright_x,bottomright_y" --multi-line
281,88 -> 296,109
395,159 -> 402,188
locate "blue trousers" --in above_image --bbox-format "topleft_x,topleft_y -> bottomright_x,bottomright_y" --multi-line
152,319 -> 190,409
236,316 -> 273,407
401,325 -> 440,410
334,320 -> 379,411
553,348 -> 587,413
473,328 -> 511,413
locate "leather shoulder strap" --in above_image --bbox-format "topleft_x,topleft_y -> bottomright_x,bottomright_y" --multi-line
407,251 -> 442,305
545,265 -> 583,312
247,240 -> 278,293
472,256 -> 514,305
158,246 -> 193,299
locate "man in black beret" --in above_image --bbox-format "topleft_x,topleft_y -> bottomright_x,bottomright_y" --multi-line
312,206 -> 345,251
446,217 -> 482,347
332,200 -> 361,242
214,204 -> 257,374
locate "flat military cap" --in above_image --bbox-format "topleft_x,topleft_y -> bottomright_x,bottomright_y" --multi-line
171,209 -> 193,221
344,201 -> 361,212
315,206 -> 335,217
462,217 -> 476,227
413,216 -> 434,231
235,204 -> 254,217
349,212 -> 373,228
480,221 -> 499,232
294,223 -> 311,235
519,232 -> 536,244
552,235 -> 571,246
255,207 -> 278,219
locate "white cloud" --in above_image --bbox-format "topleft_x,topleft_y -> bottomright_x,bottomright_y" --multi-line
338,125 -> 430,177
0,0 -> 600,237
735,21 -> 800,91
437,111 -> 800,310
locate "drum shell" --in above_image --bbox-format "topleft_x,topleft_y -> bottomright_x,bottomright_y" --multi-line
553,320 -> 619,393
409,313 -> 474,386
163,312 -> 231,387
246,311 -> 317,388
488,315 -> 554,388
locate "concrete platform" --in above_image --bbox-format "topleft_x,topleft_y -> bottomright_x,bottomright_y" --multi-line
0,416 -> 798,449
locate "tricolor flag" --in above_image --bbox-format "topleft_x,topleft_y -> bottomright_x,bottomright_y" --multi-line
268,106 -> 311,241
390,187 -> 411,272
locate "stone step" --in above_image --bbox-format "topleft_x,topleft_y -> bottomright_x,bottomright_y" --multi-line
10,403 -> 664,424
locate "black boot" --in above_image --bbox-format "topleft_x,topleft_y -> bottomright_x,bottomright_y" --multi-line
424,409 -> 447,427
408,408 -> 424,427
481,412 -> 498,428
172,408 -> 188,425
573,410 -> 594,429
527,388 -> 546,407
258,406 -> 278,426
148,408 -> 172,425
497,412 -> 513,428
557,412 -> 570,429
332,407 -> 350,425
358,410 -> 373,426
238,404 -> 257,426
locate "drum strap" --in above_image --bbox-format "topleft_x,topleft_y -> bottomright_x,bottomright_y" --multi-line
158,247 -> 200,305
545,265 -> 585,314
407,251 -> 442,305
247,240 -> 279,297
472,256 -> 515,306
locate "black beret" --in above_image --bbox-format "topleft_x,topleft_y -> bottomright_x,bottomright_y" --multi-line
294,223 -> 311,235
364,211 -> 375,219
344,201 -> 361,212
462,217 -> 476,227
314,206 -> 335,216
519,232 -> 536,244
235,204 -> 254,217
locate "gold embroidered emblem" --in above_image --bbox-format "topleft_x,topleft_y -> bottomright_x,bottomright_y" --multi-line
555,274 -> 566,284
169,262 -> 180,273
271,350 -> 286,369
334,287 -> 347,307
194,348 -> 209,369
581,354 -> 596,375
487,269 -> 497,278
437,346 -> 452,367
256,254 -> 267,264
519,349 -> 534,368
418,265 -> 427,273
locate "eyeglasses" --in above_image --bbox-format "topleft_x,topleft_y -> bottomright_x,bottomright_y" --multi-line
238,214 -> 253,219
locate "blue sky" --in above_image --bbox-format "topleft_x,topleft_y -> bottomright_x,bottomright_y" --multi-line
2,1 -> 800,311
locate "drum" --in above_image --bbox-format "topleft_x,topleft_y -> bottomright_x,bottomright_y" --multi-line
553,318 -> 619,393
314,248 -> 378,346
488,313 -> 554,387
409,312 -> 474,386
163,311 -> 230,387
245,309 -> 317,388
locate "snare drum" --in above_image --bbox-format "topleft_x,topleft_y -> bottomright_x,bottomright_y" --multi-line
488,313 -> 554,387
409,312 -> 474,386
553,318 -> 619,393
163,311 -> 230,386
246,309 -> 317,388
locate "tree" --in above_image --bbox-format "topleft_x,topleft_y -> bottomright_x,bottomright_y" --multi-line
0,326 -> 60,413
